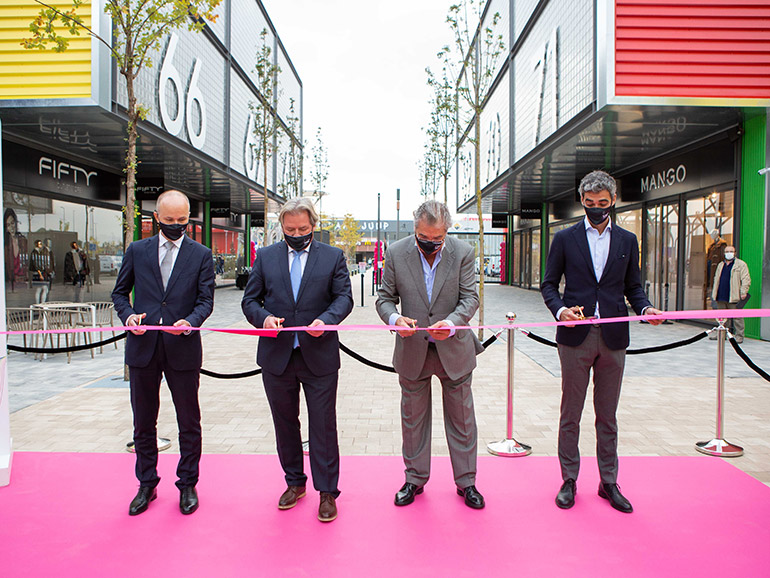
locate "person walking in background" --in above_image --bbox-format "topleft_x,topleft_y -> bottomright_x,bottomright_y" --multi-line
242,198 -> 353,523
64,241 -> 90,302
29,239 -> 54,303
710,245 -> 751,343
112,190 -> 215,517
376,200 -> 486,510
541,170 -> 662,514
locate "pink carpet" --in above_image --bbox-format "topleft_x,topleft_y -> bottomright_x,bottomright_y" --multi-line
0,453 -> 768,577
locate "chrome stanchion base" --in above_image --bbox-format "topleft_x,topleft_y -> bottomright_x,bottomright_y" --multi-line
302,440 -> 309,456
487,438 -> 532,457
125,437 -> 172,453
695,438 -> 744,457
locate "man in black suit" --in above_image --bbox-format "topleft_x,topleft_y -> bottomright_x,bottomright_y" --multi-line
242,198 -> 353,523
541,170 -> 662,513
112,190 -> 215,516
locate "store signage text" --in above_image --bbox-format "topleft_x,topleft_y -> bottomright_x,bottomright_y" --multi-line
533,27 -> 560,148
485,112 -> 502,183
244,112 -> 259,181
38,157 -> 97,186
159,34 -> 207,150
640,164 -> 687,194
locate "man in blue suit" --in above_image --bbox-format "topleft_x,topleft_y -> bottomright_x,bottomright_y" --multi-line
242,198 -> 353,523
112,190 -> 215,516
541,170 -> 662,514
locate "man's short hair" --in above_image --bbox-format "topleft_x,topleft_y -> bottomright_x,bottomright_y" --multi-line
413,200 -> 452,230
578,170 -> 617,199
279,197 -> 319,228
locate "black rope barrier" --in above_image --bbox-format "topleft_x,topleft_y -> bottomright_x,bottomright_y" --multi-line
337,332 -> 500,374
519,329 -> 709,355
200,367 -> 262,379
728,337 -> 770,382
6,332 -> 127,354
339,342 -> 396,373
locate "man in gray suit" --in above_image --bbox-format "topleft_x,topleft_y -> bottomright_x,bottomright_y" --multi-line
376,200 -> 485,509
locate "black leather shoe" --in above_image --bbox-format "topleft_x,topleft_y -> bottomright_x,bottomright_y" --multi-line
555,479 -> 576,509
598,483 -> 633,513
129,486 -> 157,516
180,486 -> 199,515
457,485 -> 485,509
394,482 -> 423,506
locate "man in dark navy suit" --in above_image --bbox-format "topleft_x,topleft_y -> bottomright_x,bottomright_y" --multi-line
242,198 -> 353,523
541,170 -> 662,514
112,190 -> 215,516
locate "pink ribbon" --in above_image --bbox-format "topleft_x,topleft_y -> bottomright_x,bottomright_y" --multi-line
3,308 -> 769,337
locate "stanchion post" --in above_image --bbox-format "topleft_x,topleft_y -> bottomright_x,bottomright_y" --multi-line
360,272 -> 365,307
695,319 -> 744,457
487,312 -> 532,457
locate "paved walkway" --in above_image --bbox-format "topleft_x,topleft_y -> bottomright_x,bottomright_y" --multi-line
7,271 -> 770,486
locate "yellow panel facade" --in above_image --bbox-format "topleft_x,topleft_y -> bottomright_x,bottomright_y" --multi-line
0,0 -> 93,99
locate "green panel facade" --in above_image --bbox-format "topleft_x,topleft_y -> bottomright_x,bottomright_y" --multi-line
739,110 -> 766,339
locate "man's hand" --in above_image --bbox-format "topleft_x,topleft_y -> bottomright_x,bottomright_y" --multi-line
165,319 -> 191,336
645,307 -> 664,326
263,315 -> 284,337
559,307 -> 582,328
427,320 -> 451,341
127,313 -> 147,335
306,319 -> 326,338
394,316 -> 417,338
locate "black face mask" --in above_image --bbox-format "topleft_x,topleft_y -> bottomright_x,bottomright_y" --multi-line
416,235 -> 443,255
159,222 -> 187,241
285,231 -> 313,251
583,205 -> 612,226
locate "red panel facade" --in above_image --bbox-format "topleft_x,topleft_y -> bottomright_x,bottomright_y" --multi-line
615,0 -> 770,99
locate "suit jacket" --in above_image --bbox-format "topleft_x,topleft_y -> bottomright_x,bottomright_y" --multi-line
112,235 -> 216,370
376,235 -> 483,381
241,240 -> 354,377
541,220 -> 651,350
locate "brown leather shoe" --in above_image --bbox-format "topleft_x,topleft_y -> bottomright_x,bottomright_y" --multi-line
318,492 -> 337,522
278,485 -> 306,510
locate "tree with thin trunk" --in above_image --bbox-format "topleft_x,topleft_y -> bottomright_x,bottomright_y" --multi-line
418,144 -> 439,200
311,127 -> 329,215
334,213 -> 362,264
23,0 -> 221,252
439,0 -> 505,339
426,66 -> 458,205
249,28 -> 282,245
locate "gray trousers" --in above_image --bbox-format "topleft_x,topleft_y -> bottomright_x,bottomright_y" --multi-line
557,326 -> 626,485
399,344 -> 478,488
714,301 -> 744,338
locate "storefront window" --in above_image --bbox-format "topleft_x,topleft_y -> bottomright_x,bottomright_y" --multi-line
531,229 -> 541,289
683,190 -> 734,311
4,192 -> 123,307
513,232 -> 521,285
616,209 -> 643,268
211,227 -> 243,280
645,202 -> 679,312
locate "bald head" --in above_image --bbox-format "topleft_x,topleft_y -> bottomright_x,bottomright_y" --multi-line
156,190 -> 190,215
154,190 -> 190,240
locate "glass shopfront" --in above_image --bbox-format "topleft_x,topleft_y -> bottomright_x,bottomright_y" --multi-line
4,191 -> 123,308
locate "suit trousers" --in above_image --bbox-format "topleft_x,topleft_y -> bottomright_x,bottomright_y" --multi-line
557,326 -> 626,485
715,301 -> 744,338
399,343 -> 478,488
262,348 -> 341,497
129,335 -> 202,490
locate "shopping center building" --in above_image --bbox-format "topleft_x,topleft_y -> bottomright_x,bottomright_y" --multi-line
459,0 -> 770,340
0,0 -> 301,307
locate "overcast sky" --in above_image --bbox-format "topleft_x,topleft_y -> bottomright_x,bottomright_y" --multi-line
261,0 -> 458,221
